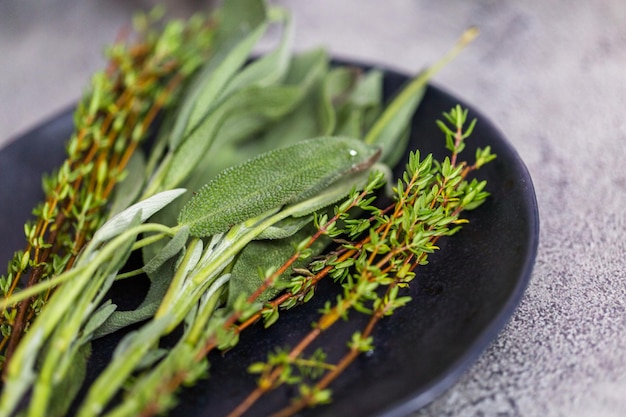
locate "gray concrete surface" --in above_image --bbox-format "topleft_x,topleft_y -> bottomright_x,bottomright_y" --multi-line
1,1 -> 625,416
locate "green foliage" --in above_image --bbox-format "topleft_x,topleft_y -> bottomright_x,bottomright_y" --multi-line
177,136 -> 380,237
242,104 -> 494,416
0,6 -> 216,367
0,2 -> 483,416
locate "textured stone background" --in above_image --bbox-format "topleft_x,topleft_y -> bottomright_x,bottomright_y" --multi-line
1,1 -> 625,416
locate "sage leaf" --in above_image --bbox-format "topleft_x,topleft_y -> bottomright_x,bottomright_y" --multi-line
136,348 -> 168,372
218,5 -> 293,98
351,69 -> 384,109
91,225 -> 189,337
284,48 -> 329,89
178,136 -> 380,237
168,0 -> 269,148
334,69 -> 383,138
108,150 -> 146,218
92,229 -> 190,338
286,168 -> 375,218
211,85 -> 303,148
143,225 -> 190,274
212,48 -> 329,167
227,224 -> 329,308
255,215 -> 313,240
46,343 -> 91,417
90,188 -> 185,246
150,51 -> 328,235
324,67 -> 360,112
93,273 -> 169,338
81,301 -> 117,340
364,70 -> 427,166
162,85 -> 302,191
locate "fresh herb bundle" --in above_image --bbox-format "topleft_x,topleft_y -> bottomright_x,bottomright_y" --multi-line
0,6 -> 215,367
0,1 -> 490,416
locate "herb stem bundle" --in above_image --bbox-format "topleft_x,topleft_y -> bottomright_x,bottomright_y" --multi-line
0,9 -> 215,369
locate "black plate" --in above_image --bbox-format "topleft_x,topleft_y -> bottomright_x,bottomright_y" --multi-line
0,67 -> 539,417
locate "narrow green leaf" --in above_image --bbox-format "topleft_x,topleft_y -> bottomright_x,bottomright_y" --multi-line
46,343 -> 91,417
167,0 -> 268,149
143,225 -> 190,274
212,85 -> 303,148
218,5 -> 293,98
162,85 -> 302,190
334,69 -> 383,138
364,28 -> 479,165
108,151 -> 146,218
81,301 -> 117,339
364,72 -> 427,165
248,48 -> 330,151
91,189 -> 185,246
255,215 -> 313,240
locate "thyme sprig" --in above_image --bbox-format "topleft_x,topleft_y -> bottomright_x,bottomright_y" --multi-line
0,8 -> 215,368
229,105 -> 495,417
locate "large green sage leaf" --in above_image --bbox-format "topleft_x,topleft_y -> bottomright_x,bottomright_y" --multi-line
148,50 -> 332,239
178,136 -> 380,237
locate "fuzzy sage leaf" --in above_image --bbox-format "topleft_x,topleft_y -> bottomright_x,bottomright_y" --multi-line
178,136 -> 380,237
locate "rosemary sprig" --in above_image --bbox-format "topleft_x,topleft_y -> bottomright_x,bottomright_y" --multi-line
0,8 -> 215,368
